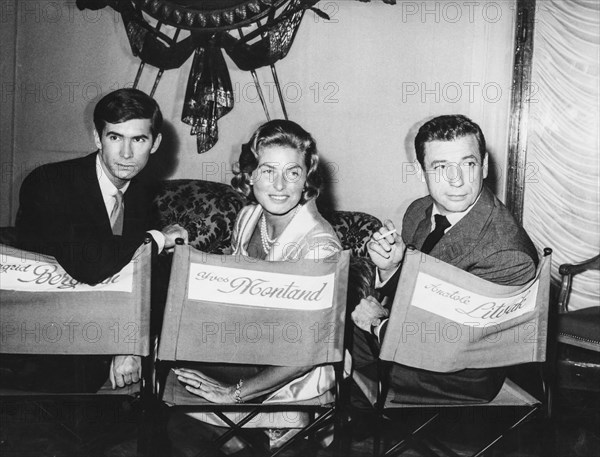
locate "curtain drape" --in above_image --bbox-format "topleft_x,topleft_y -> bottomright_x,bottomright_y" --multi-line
523,0 -> 599,310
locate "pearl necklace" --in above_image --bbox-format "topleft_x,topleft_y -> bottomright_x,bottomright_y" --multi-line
260,206 -> 301,255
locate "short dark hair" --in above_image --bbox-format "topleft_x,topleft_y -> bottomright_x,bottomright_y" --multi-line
231,120 -> 322,204
93,88 -> 162,141
414,114 -> 486,168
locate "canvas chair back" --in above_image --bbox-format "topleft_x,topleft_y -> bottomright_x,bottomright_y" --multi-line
158,244 -> 350,367
0,241 -> 152,357
380,248 -> 552,372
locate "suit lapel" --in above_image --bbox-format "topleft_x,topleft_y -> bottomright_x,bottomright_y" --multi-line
235,205 -> 263,255
412,205 -> 434,250
122,179 -> 149,236
75,153 -> 113,234
429,187 -> 495,264
270,201 -> 319,261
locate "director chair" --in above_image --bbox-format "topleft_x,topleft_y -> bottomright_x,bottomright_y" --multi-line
353,247 -> 552,457
0,238 -> 154,455
155,241 -> 350,456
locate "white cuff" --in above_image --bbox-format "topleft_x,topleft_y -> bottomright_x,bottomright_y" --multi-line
375,266 -> 400,288
147,230 -> 165,253
373,319 -> 387,340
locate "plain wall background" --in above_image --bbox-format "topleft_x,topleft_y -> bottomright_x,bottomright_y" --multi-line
1,0 -> 517,227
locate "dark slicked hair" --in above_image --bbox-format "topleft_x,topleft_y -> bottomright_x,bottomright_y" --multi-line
231,119 -> 322,204
93,88 -> 162,141
415,114 -> 486,168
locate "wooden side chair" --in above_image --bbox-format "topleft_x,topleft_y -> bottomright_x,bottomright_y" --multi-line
552,254 -> 600,400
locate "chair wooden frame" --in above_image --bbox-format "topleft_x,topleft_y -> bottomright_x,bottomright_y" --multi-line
155,242 -> 351,456
556,254 -> 600,350
548,253 -> 600,414
0,238 -> 155,455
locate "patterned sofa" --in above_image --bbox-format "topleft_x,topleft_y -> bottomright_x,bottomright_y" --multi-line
155,179 -> 382,259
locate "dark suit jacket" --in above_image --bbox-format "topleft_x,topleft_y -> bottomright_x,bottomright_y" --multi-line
358,186 -> 539,404
16,152 -> 156,284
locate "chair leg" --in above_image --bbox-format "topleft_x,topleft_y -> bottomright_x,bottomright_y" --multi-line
213,410 -> 268,455
424,436 -> 461,457
471,406 -> 540,457
137,396 -> 154,456
410,438 -> 444,457
335,405 -> 351,457
34,400 -> 83,443
271,408 -> 335,457
382,413 -> 439,457
373,412 -> 381,457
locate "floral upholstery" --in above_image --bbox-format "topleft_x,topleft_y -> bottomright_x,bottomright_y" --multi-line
154,179 -> 383,258
322,210 -> 383,258
154,180 -> 245,254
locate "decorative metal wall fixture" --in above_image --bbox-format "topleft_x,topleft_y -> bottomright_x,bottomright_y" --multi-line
77,0 -> 328,153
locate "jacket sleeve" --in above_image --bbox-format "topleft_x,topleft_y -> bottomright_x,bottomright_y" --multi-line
467,250 -> 538,286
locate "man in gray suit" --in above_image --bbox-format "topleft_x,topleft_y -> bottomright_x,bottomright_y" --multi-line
352,114 -> 539,403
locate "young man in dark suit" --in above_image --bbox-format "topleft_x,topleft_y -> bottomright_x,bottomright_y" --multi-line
351,114 -> 539,403
13,88 -> 188,391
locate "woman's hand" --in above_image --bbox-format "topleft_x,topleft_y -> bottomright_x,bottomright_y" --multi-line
174,368 -> 236,404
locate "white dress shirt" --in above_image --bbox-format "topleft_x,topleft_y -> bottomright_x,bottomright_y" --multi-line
96,155 -> 165,252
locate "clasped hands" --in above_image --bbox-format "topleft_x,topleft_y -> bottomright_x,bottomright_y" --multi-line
351,220 -> 405,333
110,355 -> 141,389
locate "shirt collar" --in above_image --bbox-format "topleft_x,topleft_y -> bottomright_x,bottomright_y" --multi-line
431,192 -> 482,231
96,153 -> 130,198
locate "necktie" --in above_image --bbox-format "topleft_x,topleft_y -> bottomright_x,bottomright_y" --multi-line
110,190 -> 124,236
421,214 -> 451,254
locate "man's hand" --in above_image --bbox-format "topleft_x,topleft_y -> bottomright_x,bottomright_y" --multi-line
161,223 -> 188,250
110,355 -> 141,389
368,220 -> 406,282
351,296 -> 389,333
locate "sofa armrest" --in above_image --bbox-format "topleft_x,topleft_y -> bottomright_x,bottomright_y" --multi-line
347,256 -> 376,308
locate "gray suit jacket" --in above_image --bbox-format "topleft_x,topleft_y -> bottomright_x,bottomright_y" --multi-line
404,185 -> 538,284
380,185 -> 539,403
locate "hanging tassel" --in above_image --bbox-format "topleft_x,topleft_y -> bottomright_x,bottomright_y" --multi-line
182,39 -> 234,154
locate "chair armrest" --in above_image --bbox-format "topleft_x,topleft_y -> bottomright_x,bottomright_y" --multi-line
557,254 -> 600,313
558,254 -> 600,276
